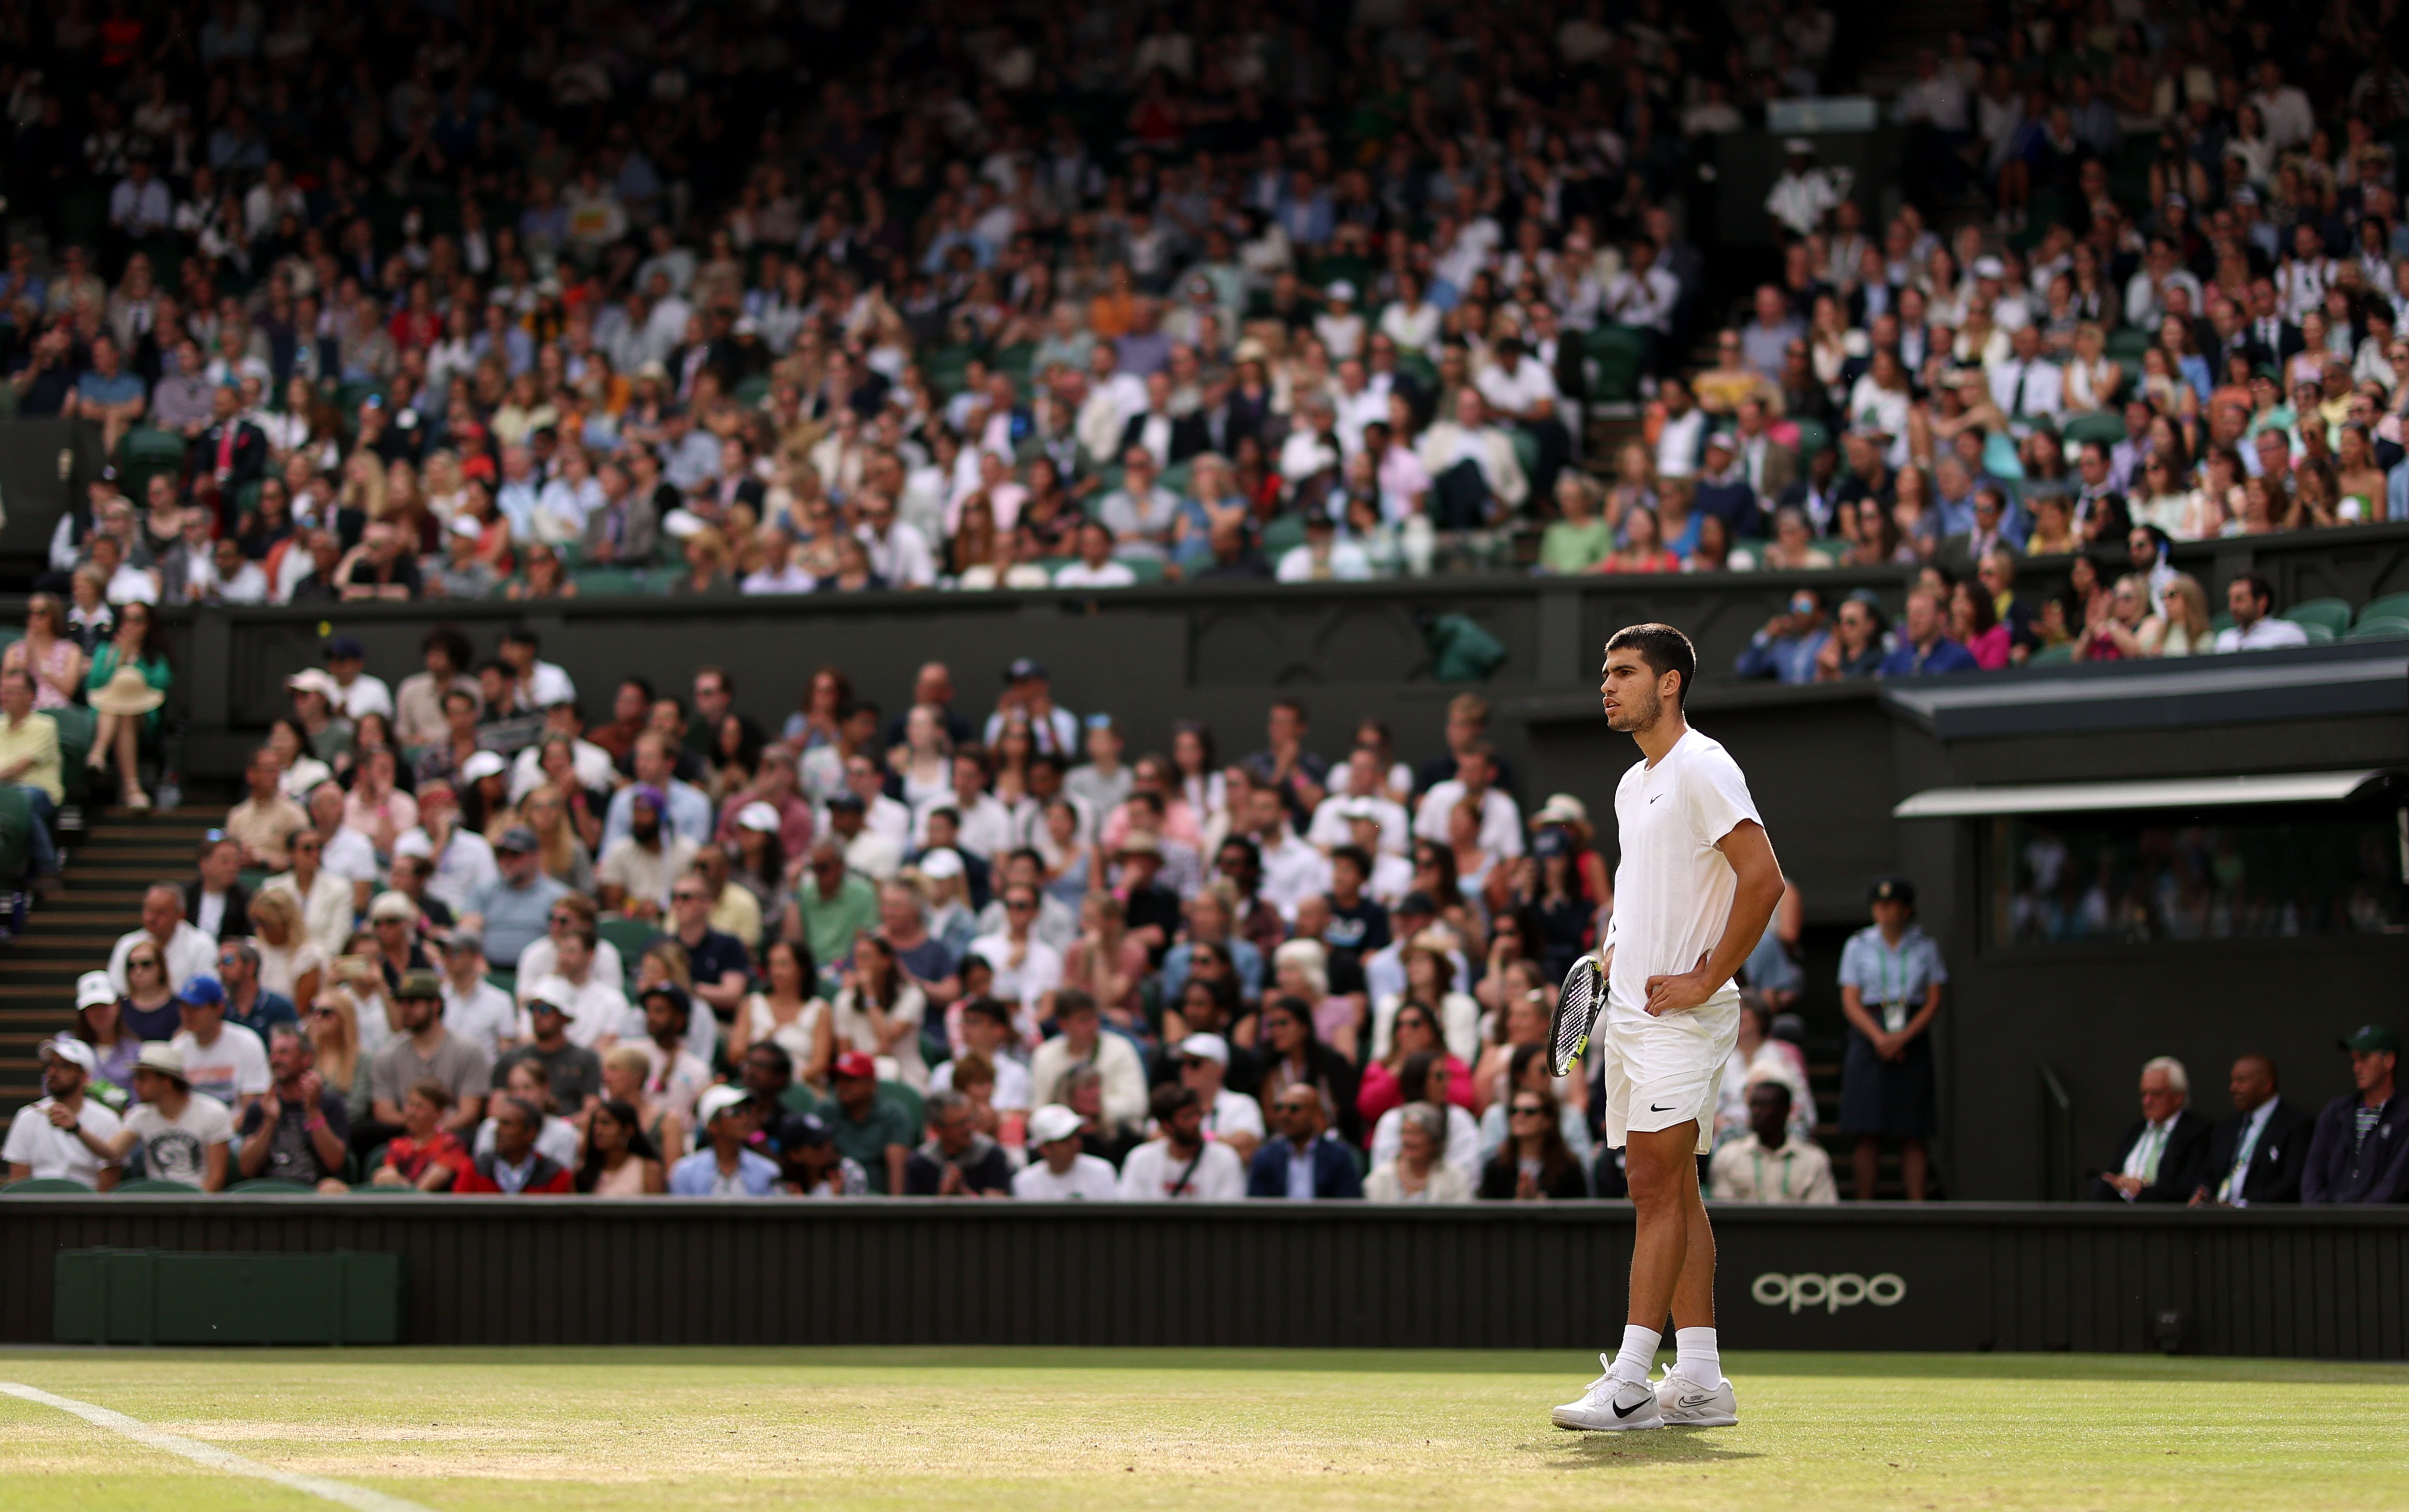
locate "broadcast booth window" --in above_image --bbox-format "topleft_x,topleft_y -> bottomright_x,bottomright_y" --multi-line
1897,773 -> 2408,951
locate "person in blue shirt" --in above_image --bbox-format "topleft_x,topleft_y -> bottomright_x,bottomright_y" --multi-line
1835,876 -> 1947,1201
669,1085 -> 781,1196
1875,587 -> 1982,676
1734,589 -> 1830,685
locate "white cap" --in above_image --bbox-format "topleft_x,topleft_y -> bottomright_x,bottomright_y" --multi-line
696,1084 -> 751,1125
736,801 -> 781,833
1532,793 -> 1589,827
1325,278 -> 1357,304
1972,256 -> 2006,280
661,507 -> 707,540
75,970 -> 117,1010
40,1036 -> 97,1073
447,512 -> 482,538
1028,1103 -> 1083,1144
523,975 -> 578,1011
285,668 -> 342,700
459,750 -> 508,783
1179,1032 -> 1229,1064
392,830 -> 435,860
1338,796 -> 1381,823
368,890 -> 416,922
917,847 -> 964,879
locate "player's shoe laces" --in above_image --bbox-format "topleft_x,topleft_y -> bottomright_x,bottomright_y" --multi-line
1654,1371 -> 1739,1428
1550,1355 -> 1665,1431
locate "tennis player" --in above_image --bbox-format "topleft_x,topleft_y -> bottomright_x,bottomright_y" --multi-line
1553,624 -> 1784,1433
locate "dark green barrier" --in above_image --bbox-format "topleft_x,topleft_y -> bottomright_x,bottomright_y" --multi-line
51,1246 -> 403,1345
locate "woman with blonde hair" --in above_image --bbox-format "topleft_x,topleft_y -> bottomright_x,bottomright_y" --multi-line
2156,573 -> 2215,657
246,887 -> 326,1009
521,780 -> 596,893
305,988 -> 370,1123
599,1045 -> 687,1162
1272,936 -> 1351,1059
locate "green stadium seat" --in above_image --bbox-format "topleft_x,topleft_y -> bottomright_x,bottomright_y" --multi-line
2354,592 -> 2409,626
994,343 -> 1038,381
1791,418 -> 1831,458
2211,610 -> 2236,633
1157,460 -> 1192,497
573,567 -> 641,596
2300,622 -> 2337,644
121,428 -> 186,466
877,1079 -> 926,1135
597,918 -> 662,982
2026,643 -> 2076,665
2279,598 -> 2351,636
228,1179 -> 319,1194
2061,412 -> 2127,448
1123,555 -> 1168,585
732,373 -> 772,408
2,1176 -> 95,1193
2345,616 -> 2409,641
1260,514 -> 1308,557
1507,427 -> 1541,479
115,1178 -> 201,1193
2105,329 -> 2153,366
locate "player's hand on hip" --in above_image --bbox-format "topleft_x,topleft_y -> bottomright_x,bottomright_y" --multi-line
1643,954 -> 1716,1016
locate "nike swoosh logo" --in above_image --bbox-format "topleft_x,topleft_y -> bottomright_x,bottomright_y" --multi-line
1612,1396 -> 1649,1419
1677,1395 -> 1717,1408
1650,1103 -> 1674,1112
1649,795 -> 1662,804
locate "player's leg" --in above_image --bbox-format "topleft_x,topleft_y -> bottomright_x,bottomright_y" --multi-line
1655,1146 -> 1739,1426
1551,1031 -> 1667,1432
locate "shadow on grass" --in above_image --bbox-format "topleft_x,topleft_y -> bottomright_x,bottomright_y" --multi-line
1522,1431 -> 1766,1469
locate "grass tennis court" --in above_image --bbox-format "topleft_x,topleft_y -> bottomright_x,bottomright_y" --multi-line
0,1347 -> 2401,1511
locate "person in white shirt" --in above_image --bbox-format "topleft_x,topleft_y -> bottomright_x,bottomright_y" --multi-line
929,998 -> 1031,1108
1011,1103 -> 1122,1199
1601,239 -> 1680,335
1238,788 -> 1331,920
1708,1081 -> 1838,1202
1653,378 -> 1708,480
1306,748 -> 1412,855
1053,519 -> 1140,588
970,882 -> 1065,1011
322,637 -> 393,722
1119,1083 -> 1247,1199
87,1043 -> 236,1191
166,976 -> 272,1118
1274,513 -> 1371,582
2212,573 -> 2312,652
4,1039 -> 123,1188
1175,1033 -> 1263,1164
1986,324 -> 2064,420
107,884 -> 220,997
520,948 -> 632,1051
439,932 -> 519,1062
1028,992 -> 1149,1132
1411,745 -> 1524,859
856,490 -> 936,589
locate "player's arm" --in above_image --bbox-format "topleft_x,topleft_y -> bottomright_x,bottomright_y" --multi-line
1643,820 -> 1784,1016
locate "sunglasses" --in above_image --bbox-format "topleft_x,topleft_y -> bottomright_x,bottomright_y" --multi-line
672,890 -> 708,903
1511,1104 -> 1547,1116
1006,899 -> 1036,911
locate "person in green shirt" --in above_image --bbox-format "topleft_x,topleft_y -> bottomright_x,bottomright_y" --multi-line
795,838 -> 879,977
826,1050 -> 914,1193
1538,472 -> 1615,574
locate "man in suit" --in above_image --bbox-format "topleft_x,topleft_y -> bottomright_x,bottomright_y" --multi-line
1730,397 -> 1797,504
182,834 -> 253,943
2190,1053 -> 2313,1206
2303,1025 -> 2409,1204
1190,370 -> 1258,459
2090,1055 -> 2212,1203
186,384 -> 267,520
1247,1081 -> 1363,1199
1118,371 -> 1205,469
2242,276 -> 2304,366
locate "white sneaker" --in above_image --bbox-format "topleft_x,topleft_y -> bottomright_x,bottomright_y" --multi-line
1551,1355 -> 1665,1431
1655,1371 -> 1739,1428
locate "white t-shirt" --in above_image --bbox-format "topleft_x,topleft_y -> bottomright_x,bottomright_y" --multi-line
443,978 -> 520,1061
1604,728 -> 1763,1019
930,1054 -> 1032,1110
330,674 -> 394,722
1012,1152 -> 1123,1200
123,1093 -> 235,1186
1204,1086 -> 1265,1143
1412,782 -> 1526,857
969,933 -> 1063,1008
1117,1137 -> 1246,1199
169,1024 -> 271,1107
3,1097 -> 122,1185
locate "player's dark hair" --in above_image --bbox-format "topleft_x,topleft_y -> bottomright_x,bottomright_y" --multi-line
1606,623 -> 1698,707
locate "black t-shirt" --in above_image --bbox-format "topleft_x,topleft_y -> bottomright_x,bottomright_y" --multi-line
1323,896 -> 1390,964
1124,885 -> 1182,964
495,1041 -> 602,1111
237,1089 -> 352,1182
343,552 -> 423,596
675,928 -> 755,1014
904,1137 -> 1015,1195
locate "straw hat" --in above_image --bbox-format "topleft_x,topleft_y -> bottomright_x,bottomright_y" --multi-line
90,664 -> 164,717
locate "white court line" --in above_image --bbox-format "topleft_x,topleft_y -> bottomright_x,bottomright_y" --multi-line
0,1381 -> 439,1512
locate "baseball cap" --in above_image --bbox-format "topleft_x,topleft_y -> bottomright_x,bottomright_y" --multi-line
1337,796 -> 1380,823
779,1112 -> 833,1149
1179,1033 -> 1229,1065
1028,1103 -> 1083,1145
524,975 -> 577,1012
695,1084 -> 751,1125
640,981 -> 691,1015
134,1041 -> 188,1083
1868,875 -> 1917,906
736,801 -> 781,833
495,824 -> 540,853
445,930 -> 485,957
833,1050 -> 877,1080
324,635 -> 366,661
285,668 -> 342,700
1395,890 -> 1438,918
825,791 -> 865,813
2339,1025 -> 2401,1054
1004,657 -> 1047,682
1325,278 -> 1357,304
40,1037 -> 97,1074
396,968 -> 443,1001
174,975 -> 225,1008
393,830 -> 434,860
75,970 -> 117,1010
1972,256 -> 2006,280
460,751 -> 509,784
629,783 -> 667,814
1783,136 -> 1814,154
917,847 -> 965,879
368,890 -> 417,922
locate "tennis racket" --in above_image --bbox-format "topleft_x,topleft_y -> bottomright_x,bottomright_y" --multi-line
1547,953 -> 1605,1078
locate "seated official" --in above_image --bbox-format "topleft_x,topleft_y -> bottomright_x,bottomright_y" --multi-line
2090,1056 -> 2211,1203
1708,1081 -> 1837,1203
2189,1053 -> 2313,1207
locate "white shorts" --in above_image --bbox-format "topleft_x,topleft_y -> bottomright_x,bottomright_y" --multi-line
1598,996 -> 1742,1155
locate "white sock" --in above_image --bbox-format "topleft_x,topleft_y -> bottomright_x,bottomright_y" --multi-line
1674,1326 -> 1720,1384
1611,1324 -> 1661,1384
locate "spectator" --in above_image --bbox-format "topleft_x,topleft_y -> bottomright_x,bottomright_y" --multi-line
825,1050 -> 914,1195
904,1089 -> 1014,1196
493,995 -> 602,1128
777,1112 -> 869,1198
4,1039 -> 123,1190
669,1084 -> 781,1197
2091,1056 -> 2214,1204
363,969 -> 490,1161
1366,1053 -> 1481,1184
1837,877 -> 1944,1202
2191,1054 -> 2314,1208
1119,1082 -> 1246,1200
184,836 -> 252,945
215,941 -> 295,1041
1876,587 -> 1981,677
163,974 -> 268,1121
1175,1033 -> 1263,1166
85,1043 -> 234,1192
1734,592 -> 1829,685
1365,1101 -> 1472,1203
1479,1087 -> 1591,1201
1708,1081 -> 1838,1203
579,1100 -> 667,1196
1013,1103 -> 1123,1200
367,1080 -> 471,1191
2213,573 -> 2312,653
459,827 -> 568,969
2303,1026 -> 2409,1204
234,1023 -> 351,1190
439,933 -> 517,1064
455,1095 -> 577,1194
225,747 -> 309,870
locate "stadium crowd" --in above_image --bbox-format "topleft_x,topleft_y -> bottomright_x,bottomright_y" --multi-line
4,634 -> 2401,1206
4,0 -> 2403,644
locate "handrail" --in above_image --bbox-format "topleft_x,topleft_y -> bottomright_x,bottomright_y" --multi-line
2039,1060 -> 2077,1202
